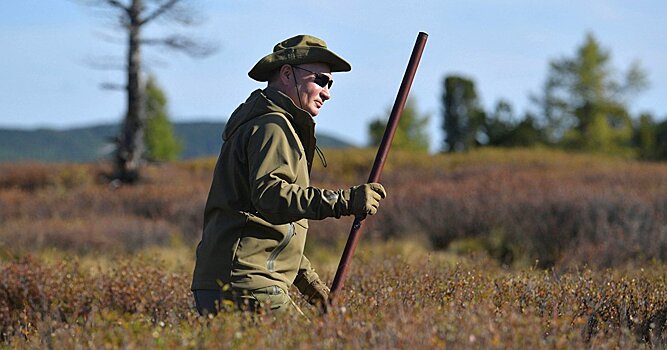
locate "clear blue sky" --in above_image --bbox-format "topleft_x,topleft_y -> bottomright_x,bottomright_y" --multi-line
2,0 -> 666,149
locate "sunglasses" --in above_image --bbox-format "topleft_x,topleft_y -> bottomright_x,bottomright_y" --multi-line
292,66 -> 333,89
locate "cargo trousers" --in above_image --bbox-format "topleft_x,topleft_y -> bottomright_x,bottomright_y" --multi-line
194,285 -> 293,315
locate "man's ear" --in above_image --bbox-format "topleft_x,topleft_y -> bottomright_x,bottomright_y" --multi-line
279,64 -> 293,85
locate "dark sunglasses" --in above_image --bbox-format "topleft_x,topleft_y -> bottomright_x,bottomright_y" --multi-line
292,66 -> 333,89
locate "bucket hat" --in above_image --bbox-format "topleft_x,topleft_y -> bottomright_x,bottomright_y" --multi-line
248,34 -> 351,81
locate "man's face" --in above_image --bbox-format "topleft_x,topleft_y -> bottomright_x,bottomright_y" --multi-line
288,63 -> 332,117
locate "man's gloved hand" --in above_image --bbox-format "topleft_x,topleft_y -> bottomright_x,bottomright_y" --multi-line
297,278 -> 330,311
348,183 -> 387,216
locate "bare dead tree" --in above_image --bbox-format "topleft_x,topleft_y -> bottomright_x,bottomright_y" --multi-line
75,0 -> 217,183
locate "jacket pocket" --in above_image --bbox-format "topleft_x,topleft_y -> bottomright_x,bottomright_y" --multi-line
266,222 -> 294,272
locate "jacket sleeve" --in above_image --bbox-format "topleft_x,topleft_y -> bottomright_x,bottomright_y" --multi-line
247,115 -> 351,224
293,255 -> 321,291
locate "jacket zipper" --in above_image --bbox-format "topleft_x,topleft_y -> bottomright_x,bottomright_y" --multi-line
267,223 -> 294,272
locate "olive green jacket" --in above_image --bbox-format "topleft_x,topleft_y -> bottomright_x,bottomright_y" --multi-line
192,87 -> 351,293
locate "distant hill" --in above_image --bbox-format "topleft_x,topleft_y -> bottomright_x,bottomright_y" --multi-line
0,121 -> 355,163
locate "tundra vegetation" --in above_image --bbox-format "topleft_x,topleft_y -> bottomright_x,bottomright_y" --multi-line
2,148 -> 667,348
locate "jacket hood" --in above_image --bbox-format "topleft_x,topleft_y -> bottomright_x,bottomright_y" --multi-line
223,87 -> 313,141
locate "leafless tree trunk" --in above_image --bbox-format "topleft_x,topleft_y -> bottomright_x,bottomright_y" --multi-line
114,0 -> 145,182
77,0 -> 216,183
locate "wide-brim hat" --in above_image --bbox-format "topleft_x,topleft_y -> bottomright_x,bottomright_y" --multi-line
248,34 -> 351,82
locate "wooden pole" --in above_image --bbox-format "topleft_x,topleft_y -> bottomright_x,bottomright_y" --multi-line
329,32 -> 428,302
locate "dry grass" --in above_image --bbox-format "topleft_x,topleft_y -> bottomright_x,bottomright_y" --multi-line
2,242 -> 667,348
2,148 -> 667,348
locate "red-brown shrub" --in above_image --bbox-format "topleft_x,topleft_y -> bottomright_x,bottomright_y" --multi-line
3,150 -> 667,268
365,160 -> 667,268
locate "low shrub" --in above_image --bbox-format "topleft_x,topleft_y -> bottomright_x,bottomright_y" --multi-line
2,149 -> 667,268
2,245 -> 667,348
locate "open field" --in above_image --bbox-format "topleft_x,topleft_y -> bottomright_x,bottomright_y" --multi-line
2,148 -> 667,348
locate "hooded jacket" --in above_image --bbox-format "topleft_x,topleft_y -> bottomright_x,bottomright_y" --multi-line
192,87 -> 351,293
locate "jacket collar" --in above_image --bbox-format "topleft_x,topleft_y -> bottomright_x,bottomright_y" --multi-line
263,87 -> 313,129
263,87 -> 317,172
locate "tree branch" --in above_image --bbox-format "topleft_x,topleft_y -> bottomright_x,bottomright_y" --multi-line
100,82 -> 127,91
142,35 -> 218,57
93,30 -> 125,45
101,0 -> 131,16
140,0 -> 182,25
83,55 -> 127,71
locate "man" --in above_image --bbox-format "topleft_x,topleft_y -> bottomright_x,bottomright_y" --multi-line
191,34 -> 387,315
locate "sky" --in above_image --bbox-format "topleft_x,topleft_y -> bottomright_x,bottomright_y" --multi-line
1,0 -> 666,150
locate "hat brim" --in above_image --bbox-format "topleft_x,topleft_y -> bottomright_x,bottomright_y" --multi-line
248,47 -> 351,82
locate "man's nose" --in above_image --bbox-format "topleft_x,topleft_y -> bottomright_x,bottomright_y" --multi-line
320,86 -> 331,101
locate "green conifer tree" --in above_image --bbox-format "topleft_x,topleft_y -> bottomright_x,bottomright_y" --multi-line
442,76 -> 486,152
368,98 -> 430,153
145,75 -> 183,161
539,33 -> 647,154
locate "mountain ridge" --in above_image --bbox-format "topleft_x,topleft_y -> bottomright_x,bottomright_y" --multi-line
0,121 -> 355,163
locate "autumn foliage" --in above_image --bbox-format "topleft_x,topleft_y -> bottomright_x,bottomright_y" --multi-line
1,148 -> 667,348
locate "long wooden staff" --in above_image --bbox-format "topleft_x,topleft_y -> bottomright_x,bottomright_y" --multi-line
329,32 -> 428,301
